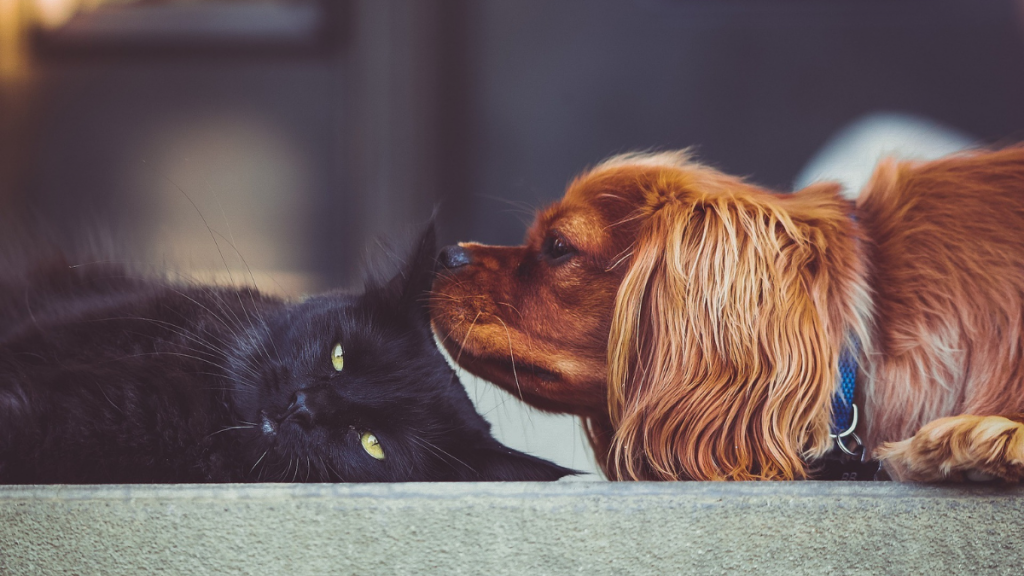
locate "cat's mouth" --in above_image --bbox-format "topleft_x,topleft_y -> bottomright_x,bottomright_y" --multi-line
259,404 -> 318,437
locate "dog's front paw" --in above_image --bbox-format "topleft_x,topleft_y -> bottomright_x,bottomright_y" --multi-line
875,414 -> 1024,482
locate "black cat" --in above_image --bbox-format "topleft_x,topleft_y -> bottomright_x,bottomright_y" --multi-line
0,227 -> 574,483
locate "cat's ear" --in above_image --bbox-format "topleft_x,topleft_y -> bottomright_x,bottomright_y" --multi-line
470,443 -> 578,481
374,223 -> 438,323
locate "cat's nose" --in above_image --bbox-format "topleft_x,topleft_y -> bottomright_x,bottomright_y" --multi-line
281,391 -> 314,426
437,245 -> 471,270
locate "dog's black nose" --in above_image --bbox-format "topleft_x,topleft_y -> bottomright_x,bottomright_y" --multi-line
438,245 -> 471,269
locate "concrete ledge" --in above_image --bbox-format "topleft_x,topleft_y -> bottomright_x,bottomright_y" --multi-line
2,482 -> 1022,575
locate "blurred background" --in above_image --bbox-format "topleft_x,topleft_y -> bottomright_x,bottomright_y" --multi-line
2,0 -> 1024,477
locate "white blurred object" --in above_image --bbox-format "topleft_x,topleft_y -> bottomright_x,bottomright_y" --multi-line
460,373 -> 604,479
435,340 -> 604,479
794,112 -> 976,198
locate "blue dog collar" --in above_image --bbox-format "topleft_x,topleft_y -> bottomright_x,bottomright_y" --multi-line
832,212 -> 862,436
830,336 -> 861,455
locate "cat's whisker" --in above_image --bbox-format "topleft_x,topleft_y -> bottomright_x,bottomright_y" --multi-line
226,360 -> 265,384
161,176 -> 267,358
481,392 -> 517,418
155,324 -> 263,380
208,289 -> 272,364
23,289 -> 40,331
199,386 -> 250,393
204,424 -> 256,440
209,229 -> 282,362
147,283 -> 258,361
153,341 -> 259,382
276,458 -> 287,482
94,384 -> 123,414
321,455 -> 342,481
406,433 -> 476,474
229,301 -> 275,366
156,283 -> 265,373
51,321 -> 244,388
249,450 -> 269,477
136,316 -> 226,355
224,287 -> 273,364
10,351 -> 49,363
221,360 -> 262,382
165,175 -> 265,355
317,455 -> 332,481
100,351 -> 236,376
195,370 -> 260,391
184,283 -> 260,362
194,368 -> 260,390
169,282 -> 243,334
85,316 -> 230,367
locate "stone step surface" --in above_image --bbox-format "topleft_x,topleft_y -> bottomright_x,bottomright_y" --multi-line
2,481 -> 1022,575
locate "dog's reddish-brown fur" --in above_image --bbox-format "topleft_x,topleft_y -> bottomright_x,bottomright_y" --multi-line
431,148 -> 1024,481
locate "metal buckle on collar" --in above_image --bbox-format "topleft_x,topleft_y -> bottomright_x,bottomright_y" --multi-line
829,404 -> 862,456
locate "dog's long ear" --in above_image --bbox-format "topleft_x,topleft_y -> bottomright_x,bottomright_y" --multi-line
607,186 -> 851,480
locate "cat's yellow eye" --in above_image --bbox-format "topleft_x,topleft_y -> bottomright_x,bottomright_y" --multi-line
360,431 -> 385,460
331,343 -> 344,372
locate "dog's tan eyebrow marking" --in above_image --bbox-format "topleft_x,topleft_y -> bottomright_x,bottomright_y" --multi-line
538,213 -> 584,247
563,209 -> 611,251
528,206 -> 566,242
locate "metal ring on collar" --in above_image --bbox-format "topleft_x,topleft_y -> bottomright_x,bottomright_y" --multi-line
830,404 -> 862,455
829,404 -> 858,439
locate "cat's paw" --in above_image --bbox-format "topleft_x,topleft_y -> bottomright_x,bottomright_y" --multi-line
875,414 -> 1024,482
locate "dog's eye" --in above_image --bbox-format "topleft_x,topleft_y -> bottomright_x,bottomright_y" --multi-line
331,343 -> 344,372
543,234 -> 576,262
361,431 -> 385,460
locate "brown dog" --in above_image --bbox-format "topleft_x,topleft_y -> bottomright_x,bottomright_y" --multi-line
431,149 -> 1024,481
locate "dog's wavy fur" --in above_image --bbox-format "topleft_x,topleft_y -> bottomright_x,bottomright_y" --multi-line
605,155 -> 872,480
431,147 -> 1024,481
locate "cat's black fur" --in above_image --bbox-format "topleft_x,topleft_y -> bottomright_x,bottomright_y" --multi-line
0,227 -> 574,483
